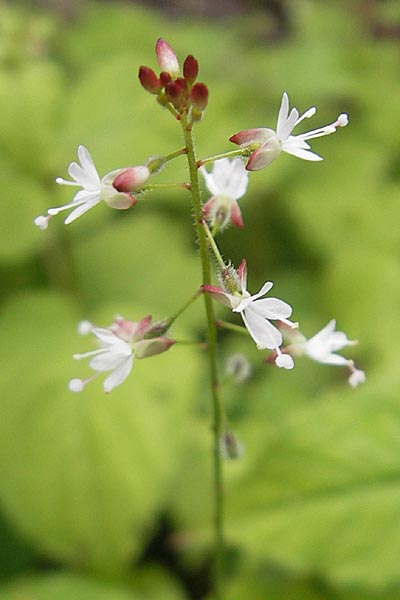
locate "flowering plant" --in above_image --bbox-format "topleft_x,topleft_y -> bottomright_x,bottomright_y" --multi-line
34,37 -> 364,598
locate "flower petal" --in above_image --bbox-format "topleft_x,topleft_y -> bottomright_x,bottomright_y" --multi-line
224,159 -> 249,200
103,355 -> 134,393
202,285 -> 238,309
229,200 -> 244,228
200,166 -> 222,196
277,92 -> 299,140
229,128 -> 275,146
246,137 -> 281,171
242,307 -> 282,349
89,352 -> 127,371
252,297 -> 293,320
282,142 -> 323,161
64,196 -> 102,224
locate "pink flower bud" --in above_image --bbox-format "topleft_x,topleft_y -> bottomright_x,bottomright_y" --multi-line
190,83 -> 209,112
160,71 -> 172,87
113,166 -> 150,193
134,337 -> 175,359
175,77 -> 188,95
183,55 -> 198,84
155,38 -> 179,77
138,66 -> 162,94
165,81 -> 184,110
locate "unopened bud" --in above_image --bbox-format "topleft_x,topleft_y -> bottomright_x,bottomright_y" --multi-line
183,55 -> 198,84
138,66 -> 162,94
225,353 -> 252,383
160,71 -> 172,87
113,166 -> 150,193
166,81 -> 184,110
175,77 -> 188,95
146,319 -> 171,337
219,263 -> 240,295
155,38 -> 179,77
134,337 -> 175,359
190,83 -> 208,112
220,431 -> 244,460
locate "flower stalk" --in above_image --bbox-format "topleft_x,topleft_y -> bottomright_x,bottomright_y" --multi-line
180,112 -> 225,599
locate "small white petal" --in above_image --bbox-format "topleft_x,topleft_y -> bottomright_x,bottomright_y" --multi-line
282,143 -> 323,161
103,355 -> 134,392
252,297 -> 293,320
242,307 -> 282,350
64,196 -> 101,224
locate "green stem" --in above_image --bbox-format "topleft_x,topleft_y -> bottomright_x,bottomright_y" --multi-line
197,147 -> 248,168
164,147 -> 188,162
143,182 -> 190,191
216,319 -> 248,336
180,113 -> 225,599
166,289 -> 202,328
201,220 -> 225,269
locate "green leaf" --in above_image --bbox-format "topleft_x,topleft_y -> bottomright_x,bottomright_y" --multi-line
0,292 -> 199,572
71,212 -> 202,328
224,372 -> 400,587
0,573 -> 140,600
0,159 -> 50,263
0,62 -> 63,178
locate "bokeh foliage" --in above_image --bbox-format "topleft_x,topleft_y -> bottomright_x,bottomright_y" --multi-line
1,0 -> 400,597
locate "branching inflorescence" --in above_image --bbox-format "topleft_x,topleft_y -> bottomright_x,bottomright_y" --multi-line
34,37 -> 365,598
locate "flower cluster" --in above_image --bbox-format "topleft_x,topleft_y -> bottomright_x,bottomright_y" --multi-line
139,38 -> 209,121
69,315 -> 174,393
34,37 -> 365,395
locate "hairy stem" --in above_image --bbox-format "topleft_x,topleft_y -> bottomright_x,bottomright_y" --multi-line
197,147 -> 248,167
180,114 -> 225,599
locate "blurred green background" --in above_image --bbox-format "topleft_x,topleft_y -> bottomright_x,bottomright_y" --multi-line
1,0 -> 400,597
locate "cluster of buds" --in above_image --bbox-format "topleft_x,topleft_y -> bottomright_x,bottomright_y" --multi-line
139,38 -> 209,121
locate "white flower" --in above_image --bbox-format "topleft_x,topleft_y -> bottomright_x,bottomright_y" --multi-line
203,260 -> 297,369
229,92 -> 348,171
284,319 -> 366,386
34,146 -> 141,228
69,315 -> 174,393
348,364 -> 366,388
70,327 -> 134,393
200,158 -> 249,229
303,319 -> 356,365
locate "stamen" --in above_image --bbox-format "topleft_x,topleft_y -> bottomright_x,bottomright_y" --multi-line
295,106 -> 317,126
336,113 -> 349,127
34,215 -> 51,230
56,177 -> 80,186
78,320 -> 93,335
73,348 -> 106,360
48,199 -> 85,215
68,373 -> 99,392
68,378 -> 85,392
275,347 -> 294,369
